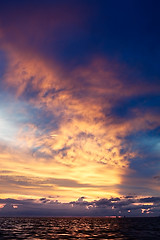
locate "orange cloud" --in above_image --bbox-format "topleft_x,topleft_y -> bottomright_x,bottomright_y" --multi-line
0,20 -> 160,202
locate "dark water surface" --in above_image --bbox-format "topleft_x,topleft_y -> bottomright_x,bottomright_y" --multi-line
0,217 -> 160,239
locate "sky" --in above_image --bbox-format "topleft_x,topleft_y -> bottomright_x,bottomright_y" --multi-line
0,0 -> 160,217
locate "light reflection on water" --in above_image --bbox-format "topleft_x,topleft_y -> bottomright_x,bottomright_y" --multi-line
0,217 -> 160,239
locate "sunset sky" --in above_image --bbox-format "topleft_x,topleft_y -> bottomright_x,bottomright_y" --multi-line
0,0 -> 160,216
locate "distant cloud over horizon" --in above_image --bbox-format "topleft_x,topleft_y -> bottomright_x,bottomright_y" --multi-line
1,195 -> 160,217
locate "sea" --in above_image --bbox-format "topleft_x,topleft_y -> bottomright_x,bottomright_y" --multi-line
0,217 -> 160,239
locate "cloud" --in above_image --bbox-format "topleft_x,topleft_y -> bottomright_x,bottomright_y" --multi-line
0,45 -> 160,201
139,197 -> 160,204
0,1 -> 160,207
1,195 -> 160,217
153,176 -> 160,181
0,174 -> 96,188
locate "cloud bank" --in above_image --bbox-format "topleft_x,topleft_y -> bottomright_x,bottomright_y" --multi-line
1,196 -> 160,217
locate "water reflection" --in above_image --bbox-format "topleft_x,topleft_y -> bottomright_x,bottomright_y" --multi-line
0,217 -> 160,239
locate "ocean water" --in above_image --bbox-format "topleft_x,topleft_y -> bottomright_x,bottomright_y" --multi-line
0,217 -> 160,239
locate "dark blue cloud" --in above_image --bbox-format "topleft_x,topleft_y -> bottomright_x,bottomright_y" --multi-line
109,95 -> 160,122
1,0 -> 160,84
140,197 -> 160,203
122,127 -> 160,179
0,51 -> 7,78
